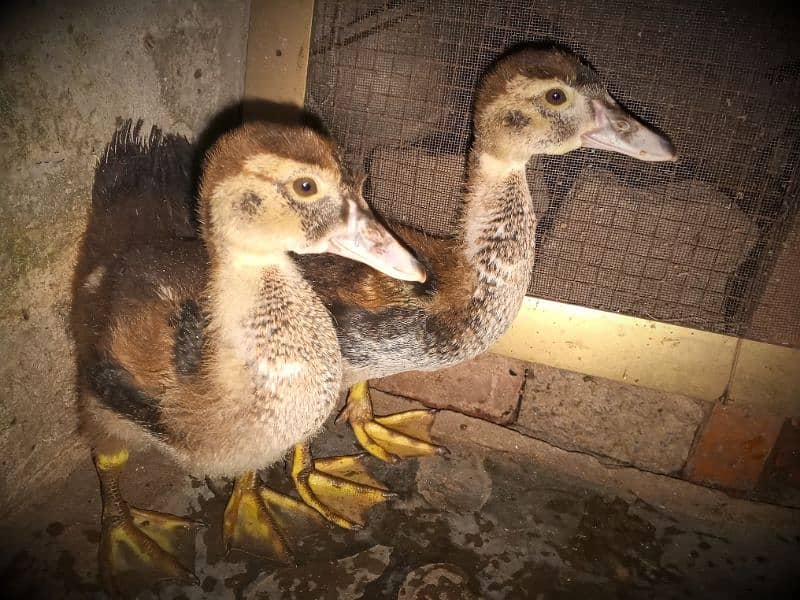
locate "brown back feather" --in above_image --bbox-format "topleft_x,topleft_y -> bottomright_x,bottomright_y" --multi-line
100,241 -> 208,394
295,221 -> 474,320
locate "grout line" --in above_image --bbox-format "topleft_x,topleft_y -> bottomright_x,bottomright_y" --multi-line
508,365 -> 529,425
681,399 -> 715,478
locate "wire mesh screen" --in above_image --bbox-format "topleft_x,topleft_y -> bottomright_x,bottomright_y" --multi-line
305,0 -> 800,347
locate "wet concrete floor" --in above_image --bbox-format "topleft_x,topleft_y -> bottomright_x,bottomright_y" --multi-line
1,397 -> 798,599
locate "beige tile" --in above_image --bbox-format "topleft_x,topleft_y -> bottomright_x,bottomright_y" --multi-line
245,0 -> 314,106
729,340 -> 800,416
492,297 -> 736,401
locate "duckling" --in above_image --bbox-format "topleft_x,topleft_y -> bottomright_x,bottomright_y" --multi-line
294,46 -> 677,462
71,120 -> 425,593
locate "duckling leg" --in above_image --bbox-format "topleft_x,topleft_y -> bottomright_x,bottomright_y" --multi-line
222,470 -> 325,563
94,448 -> 201,595
290,443 -> 395,529
336,381 -> 448,463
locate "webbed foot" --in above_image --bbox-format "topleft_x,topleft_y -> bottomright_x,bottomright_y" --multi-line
337,381 -> 448,462
290,443 -> 395,529
223,470 -> 325,563
94,450 -> 202,596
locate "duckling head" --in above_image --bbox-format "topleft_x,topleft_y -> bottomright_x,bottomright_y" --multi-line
474,46 -> 676,165
199,122 -> 426,282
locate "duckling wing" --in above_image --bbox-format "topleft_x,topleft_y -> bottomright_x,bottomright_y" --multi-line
294,223 -> 474,378
103,241 -> 208,389
73,120 -> 204,439
73,120 -> 196,305
79,239 -> 209,438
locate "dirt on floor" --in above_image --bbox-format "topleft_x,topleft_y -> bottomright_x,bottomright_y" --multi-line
1,393 -> 798,600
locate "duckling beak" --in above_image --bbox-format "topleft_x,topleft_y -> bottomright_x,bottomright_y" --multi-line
582,99 -> 677,162
326,199 -> 427,283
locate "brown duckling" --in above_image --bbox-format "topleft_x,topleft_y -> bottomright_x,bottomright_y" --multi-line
294,46 -> 677,461
71,120 -> 425,593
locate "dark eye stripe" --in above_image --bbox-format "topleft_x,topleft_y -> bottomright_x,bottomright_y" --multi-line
239,192 -> 261,216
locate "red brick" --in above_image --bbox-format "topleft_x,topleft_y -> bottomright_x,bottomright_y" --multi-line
371,353 -> 526,425
685,404 -> 784,491
758,417 -> 800,500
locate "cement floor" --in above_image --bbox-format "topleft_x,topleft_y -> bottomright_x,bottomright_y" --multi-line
1,394 -> 798,599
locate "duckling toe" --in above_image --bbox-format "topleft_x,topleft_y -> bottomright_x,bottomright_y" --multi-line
223,471 -> 324,564
369,409 -> 448,458
339,382 -> 448,462
99,507 -> 201,596
291,444 -> 395,529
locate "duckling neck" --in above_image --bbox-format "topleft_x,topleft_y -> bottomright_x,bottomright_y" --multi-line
456,148 -> 536,348
205,252 -> 341,456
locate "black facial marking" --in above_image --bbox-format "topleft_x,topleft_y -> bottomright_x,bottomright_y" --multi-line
239,192 -> 262,216
504,110 -> 531,130
87,360 -> 168,436
280,185 -> 340,243
537,105 -> 574,142
170,299 -> 205,376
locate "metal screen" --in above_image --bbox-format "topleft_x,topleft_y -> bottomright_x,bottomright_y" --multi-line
305,0 -> 800,347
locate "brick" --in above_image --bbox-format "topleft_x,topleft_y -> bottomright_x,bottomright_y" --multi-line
757,417 -> 800,507
371,353 -> 526,425
685,404 -> 784,491
515,363 -> 707,474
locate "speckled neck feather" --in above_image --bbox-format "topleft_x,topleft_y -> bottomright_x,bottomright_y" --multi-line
456,150 -> 536,352
168,256 -> 342,475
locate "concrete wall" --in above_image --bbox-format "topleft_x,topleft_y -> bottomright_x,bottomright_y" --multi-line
0,0 -> 250,516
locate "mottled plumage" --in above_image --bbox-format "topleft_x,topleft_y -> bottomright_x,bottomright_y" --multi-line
73,121 -> 360,474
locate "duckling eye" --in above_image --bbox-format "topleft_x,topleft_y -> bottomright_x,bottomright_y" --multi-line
545,88 -> 567,106
292,177 -> 317,197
